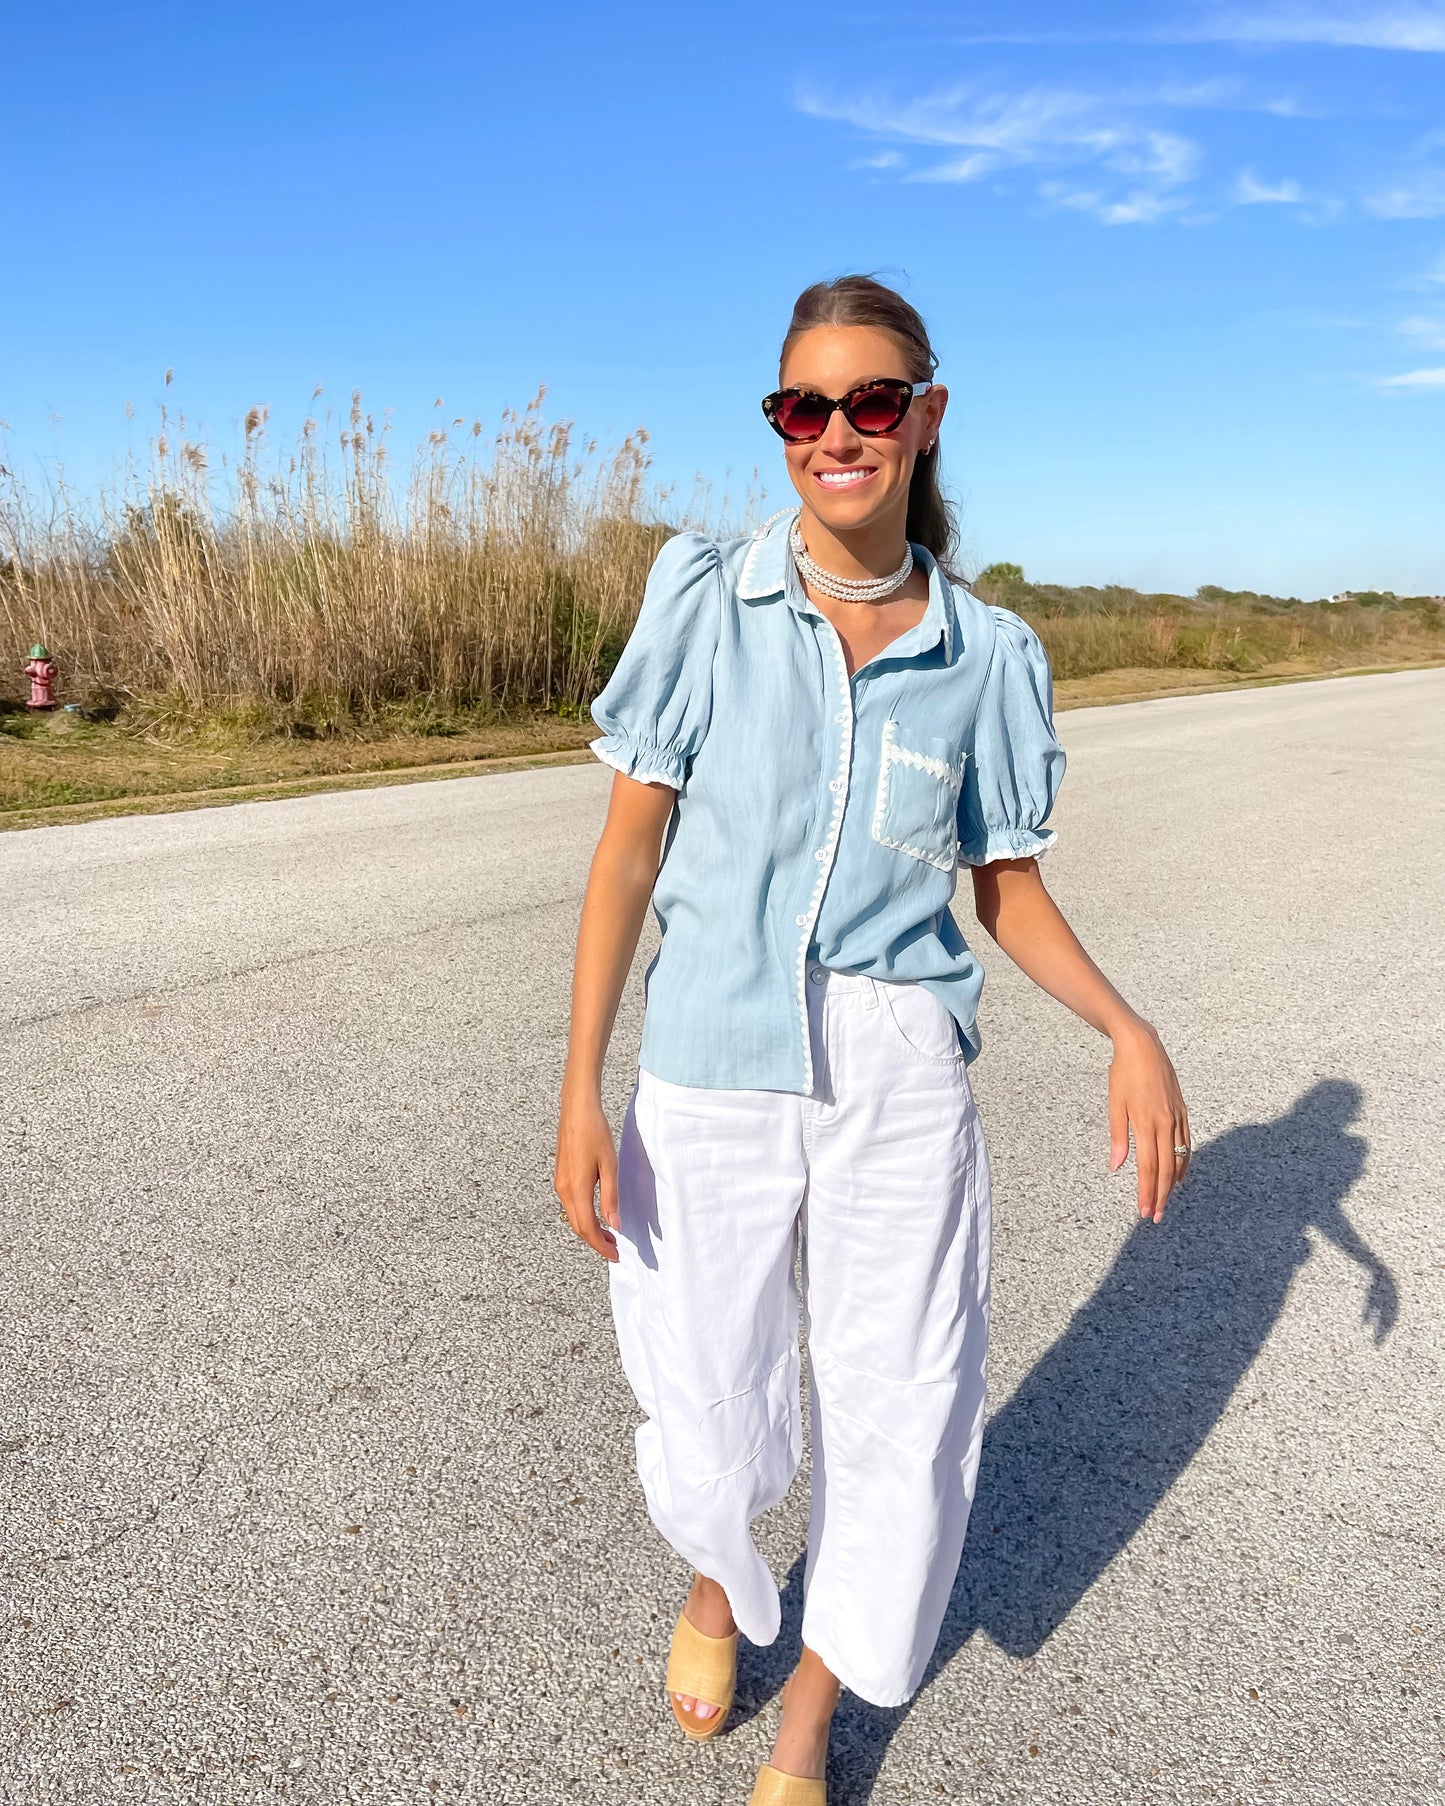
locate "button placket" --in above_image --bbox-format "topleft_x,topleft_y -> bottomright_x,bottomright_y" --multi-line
793,619 -> 854,1094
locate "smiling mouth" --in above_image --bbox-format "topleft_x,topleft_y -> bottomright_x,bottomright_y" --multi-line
813,467 -> 878,489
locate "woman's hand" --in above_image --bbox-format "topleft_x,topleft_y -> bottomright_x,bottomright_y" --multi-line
970,859 -> 1192,1225
554,1081 -> 621,1262
1108,1016 -> 1191,1224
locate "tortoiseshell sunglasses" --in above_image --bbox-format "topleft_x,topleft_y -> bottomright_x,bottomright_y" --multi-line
761,378 -> 933,444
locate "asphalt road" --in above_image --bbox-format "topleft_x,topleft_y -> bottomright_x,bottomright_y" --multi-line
2,669 -> 1442,1806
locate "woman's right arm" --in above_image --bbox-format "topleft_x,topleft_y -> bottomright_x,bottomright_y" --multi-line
554,771 -> 678,1262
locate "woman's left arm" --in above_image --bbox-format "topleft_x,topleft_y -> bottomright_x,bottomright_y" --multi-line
970,856 -> 1191,1223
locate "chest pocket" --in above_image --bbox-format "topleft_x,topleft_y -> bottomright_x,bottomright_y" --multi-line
870,719 -> 965,871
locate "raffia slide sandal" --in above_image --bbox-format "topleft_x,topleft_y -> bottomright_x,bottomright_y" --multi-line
665,1607 -> 737,1741
748,1765 -> 827,1805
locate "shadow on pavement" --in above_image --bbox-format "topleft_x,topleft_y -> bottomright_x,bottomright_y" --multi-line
736,1078 -> 1399,1802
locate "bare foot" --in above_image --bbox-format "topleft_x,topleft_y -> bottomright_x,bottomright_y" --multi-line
673,1572 -> 736,1721
769,1649 -> 840,1780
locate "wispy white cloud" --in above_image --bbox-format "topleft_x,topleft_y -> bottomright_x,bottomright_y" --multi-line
800,21 -> 1441,228
1365,170 -> 1445,215
912,152 -> 999,184
798,83 -> 1119,165
1114,130 -> 1203,185
1375,364 -> 1445,385
944,6 -> 1445,51
1040,182 -> 1189,225
1235,169 -> 1308,202
1397,311 -> 1445,344
1184,5 -> 1445,50
795,82 -> 1203,223
1121,77 -> 1310,115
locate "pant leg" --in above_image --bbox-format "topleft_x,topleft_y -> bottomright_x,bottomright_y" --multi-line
608,1065 -> 808,1647
798,969 -> 992,1707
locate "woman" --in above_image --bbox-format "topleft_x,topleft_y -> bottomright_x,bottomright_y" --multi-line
553,275 -> 1190,1806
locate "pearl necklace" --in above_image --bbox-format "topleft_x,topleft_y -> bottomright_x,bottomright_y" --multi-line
789,518 -> 913,603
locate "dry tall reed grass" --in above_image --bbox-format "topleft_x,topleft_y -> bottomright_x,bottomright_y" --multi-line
0,385 -> 716,725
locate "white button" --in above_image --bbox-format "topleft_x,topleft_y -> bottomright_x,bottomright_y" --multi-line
814,848 -> 827,861
795,914 -> 807,926
829,779 -> 844,793
834,711 -> 847,724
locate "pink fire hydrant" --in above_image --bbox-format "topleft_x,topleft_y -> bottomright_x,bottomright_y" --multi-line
24,643 -> 58,710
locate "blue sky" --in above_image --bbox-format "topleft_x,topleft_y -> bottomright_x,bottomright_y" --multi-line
4,1 -> 1443,595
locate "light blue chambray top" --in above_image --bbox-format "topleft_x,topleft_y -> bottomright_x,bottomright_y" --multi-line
588,505 -> 1066,1096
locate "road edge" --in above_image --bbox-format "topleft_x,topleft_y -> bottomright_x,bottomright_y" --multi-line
4,659 -> 1442,834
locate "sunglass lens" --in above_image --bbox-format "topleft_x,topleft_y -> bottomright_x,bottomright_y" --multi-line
773,393 -> 832,441
846,383 -> 910,434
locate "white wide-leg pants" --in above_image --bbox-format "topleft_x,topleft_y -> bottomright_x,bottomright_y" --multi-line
609,959 -> 992,1708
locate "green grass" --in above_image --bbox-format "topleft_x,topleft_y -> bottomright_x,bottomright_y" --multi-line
0,699 -> 598,817
972,565 -> 1445,683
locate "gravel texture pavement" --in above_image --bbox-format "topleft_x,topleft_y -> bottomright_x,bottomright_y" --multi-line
2,668 -> 1442,1806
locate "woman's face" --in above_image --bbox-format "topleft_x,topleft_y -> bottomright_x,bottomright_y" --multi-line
777,324 -> 948,537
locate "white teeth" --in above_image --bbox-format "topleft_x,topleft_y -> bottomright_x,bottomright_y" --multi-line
815,469 -> 874,486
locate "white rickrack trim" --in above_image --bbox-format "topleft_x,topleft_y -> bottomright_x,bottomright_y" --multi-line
876,831 -> 954,870
870,719 -> 965,872
738,505 -> 800,597
883,732 -> 961,785
589,737 -> 683,789
753,505 -> 799,538
794,619 -> 854,1095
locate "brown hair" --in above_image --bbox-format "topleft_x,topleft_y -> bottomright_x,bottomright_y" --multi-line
779,274 -> 958,576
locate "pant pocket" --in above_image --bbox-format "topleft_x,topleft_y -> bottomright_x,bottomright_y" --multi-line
878,981 -> 967,1065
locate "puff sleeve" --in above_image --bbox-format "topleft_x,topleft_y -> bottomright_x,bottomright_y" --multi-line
957,606 -> 1067,864
588,530 -> 722,789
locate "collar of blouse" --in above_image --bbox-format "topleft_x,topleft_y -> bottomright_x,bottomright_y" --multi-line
735,505 -> 956,666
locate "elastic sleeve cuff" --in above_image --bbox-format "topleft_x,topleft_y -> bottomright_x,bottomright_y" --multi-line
589,733 -> 688,788
957,826 -> 1058,866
